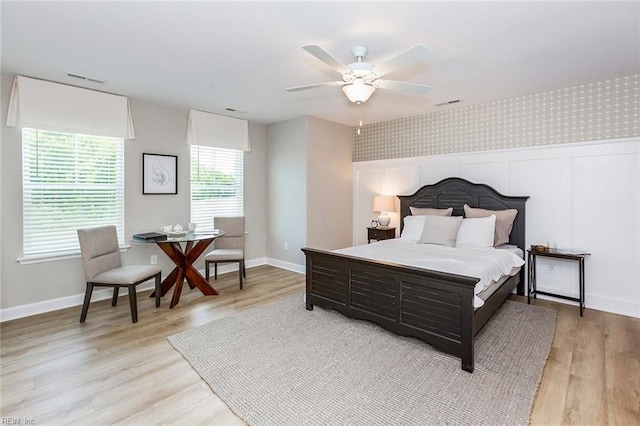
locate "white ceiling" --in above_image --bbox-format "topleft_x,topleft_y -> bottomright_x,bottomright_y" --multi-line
2,1 -> 638,127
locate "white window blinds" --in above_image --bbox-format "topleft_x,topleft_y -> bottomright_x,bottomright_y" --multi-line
190,145 -> 244,229
22,128 -> 125,259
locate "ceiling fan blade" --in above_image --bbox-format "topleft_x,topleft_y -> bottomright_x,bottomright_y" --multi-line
374,43 -> 432,76
374,79 -> 432,95
286,81 -> 346,92
302,45 -> 349,74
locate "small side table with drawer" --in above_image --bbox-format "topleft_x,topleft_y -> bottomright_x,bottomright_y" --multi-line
367,227 -> 396,244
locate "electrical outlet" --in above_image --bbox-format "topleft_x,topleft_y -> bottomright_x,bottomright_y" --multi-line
284,242 -> 288,250
547,265 -> 556,274
151,255 -> 158,265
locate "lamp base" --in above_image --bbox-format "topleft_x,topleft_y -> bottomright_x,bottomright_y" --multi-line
377,214 -> 391,227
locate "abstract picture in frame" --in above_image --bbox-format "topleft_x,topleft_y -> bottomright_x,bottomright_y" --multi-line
143,153 -> 178,195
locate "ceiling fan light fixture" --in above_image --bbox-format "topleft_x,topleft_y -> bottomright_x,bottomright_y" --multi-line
290,44 -> 431,103
342,78 -> 375,104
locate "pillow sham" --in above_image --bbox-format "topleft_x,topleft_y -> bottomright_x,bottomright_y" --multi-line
455,215 -> 496,249
409,206 -> 453,216
464,204 -> 518,246
400,215 -> 426,241
418,215 -> 463,247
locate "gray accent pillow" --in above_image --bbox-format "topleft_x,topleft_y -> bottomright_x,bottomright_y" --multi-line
409,206 -> 453,216
418,215 -> 463,247
464,204 -> 518,246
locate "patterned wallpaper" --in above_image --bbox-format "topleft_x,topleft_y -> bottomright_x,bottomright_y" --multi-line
353,74 -> 639,162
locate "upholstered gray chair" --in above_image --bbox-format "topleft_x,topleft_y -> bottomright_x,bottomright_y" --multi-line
77,225 -> 162,323
204,217 -> 246,289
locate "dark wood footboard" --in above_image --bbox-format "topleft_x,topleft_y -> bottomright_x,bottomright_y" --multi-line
302,247 -> 480,372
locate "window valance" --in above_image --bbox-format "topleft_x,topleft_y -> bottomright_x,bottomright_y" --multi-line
186,109 -> 250,152
6,75 -> 136,139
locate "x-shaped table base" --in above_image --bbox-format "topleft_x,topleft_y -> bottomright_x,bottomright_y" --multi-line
150,237 -> 218,308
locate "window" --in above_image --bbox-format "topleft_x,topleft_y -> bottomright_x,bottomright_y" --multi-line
21,128 -> 124,259
190,145 -> 244,228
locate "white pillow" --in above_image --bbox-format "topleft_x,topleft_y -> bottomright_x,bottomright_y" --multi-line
455,215 -> 497,249
464,204 -> 518,246
418,215 -> 463,247
400,215 -> 426,241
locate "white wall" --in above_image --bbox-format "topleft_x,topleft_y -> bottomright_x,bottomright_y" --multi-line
0,72 -> 268,316
352,138 -> 640,318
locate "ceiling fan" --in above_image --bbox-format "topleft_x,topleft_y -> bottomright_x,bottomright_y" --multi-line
286,44 -> 432,104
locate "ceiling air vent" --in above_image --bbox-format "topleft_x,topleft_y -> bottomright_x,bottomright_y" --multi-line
436,99 -> 461,107
67,73 -> 106,84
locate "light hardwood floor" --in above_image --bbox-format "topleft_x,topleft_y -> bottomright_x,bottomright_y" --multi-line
1,265 -> 638,425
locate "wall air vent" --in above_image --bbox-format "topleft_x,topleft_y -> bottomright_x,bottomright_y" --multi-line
436,99 -> 461,107
67,73 -> 106,84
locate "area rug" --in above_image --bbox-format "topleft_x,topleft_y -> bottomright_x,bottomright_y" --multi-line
168,293 -> 556,425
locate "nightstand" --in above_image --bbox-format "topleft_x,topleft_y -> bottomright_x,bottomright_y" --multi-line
527,248 -> 590,316
367,227 -> 396,244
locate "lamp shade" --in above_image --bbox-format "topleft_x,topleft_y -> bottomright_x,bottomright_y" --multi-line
342,78 -> 375,104
373,195 -> 396,213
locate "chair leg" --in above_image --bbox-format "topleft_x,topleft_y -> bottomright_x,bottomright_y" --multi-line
80,283 -> 94,323
112,287 -> 119,306
205,261 -> 210,281
243,259 -> 246,278
214,263 -> 218,280
155,273 -> 161,308
128,285 -> 138,323
239,261 -> 243,290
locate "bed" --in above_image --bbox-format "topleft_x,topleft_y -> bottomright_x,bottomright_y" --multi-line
302,177 -> 529,372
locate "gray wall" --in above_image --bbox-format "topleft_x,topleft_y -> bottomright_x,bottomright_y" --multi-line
0,72 -> 267,309
244,123 -> 268,261
307,117 -> 353,250
266,117 -> 308,266
265,116 -> 354,267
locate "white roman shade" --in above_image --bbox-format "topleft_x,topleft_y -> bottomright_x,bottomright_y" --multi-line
186,109 -> 250,151
6,75 -> 135,139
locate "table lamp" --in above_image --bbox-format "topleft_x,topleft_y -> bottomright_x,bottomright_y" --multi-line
373,195 -> 396,227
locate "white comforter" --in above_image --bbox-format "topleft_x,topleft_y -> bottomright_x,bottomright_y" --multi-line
334,239 -> 524,307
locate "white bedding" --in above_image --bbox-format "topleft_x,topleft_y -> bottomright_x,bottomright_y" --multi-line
334,239 -> 524,308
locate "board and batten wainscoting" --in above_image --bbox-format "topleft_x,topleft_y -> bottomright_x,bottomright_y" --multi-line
352,137 -> 640,318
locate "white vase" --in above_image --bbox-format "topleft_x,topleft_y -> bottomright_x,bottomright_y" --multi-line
378,214 -> 390,227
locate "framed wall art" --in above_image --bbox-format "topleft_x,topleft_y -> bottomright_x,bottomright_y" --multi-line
143,153 -> 178,194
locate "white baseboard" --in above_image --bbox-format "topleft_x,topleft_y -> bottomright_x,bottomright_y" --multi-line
266,257 -> 305,274
0,281 -> 157,323
0,257 -> 270,323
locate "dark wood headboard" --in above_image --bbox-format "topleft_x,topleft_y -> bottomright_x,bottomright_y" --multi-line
397,177 -> 529,251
